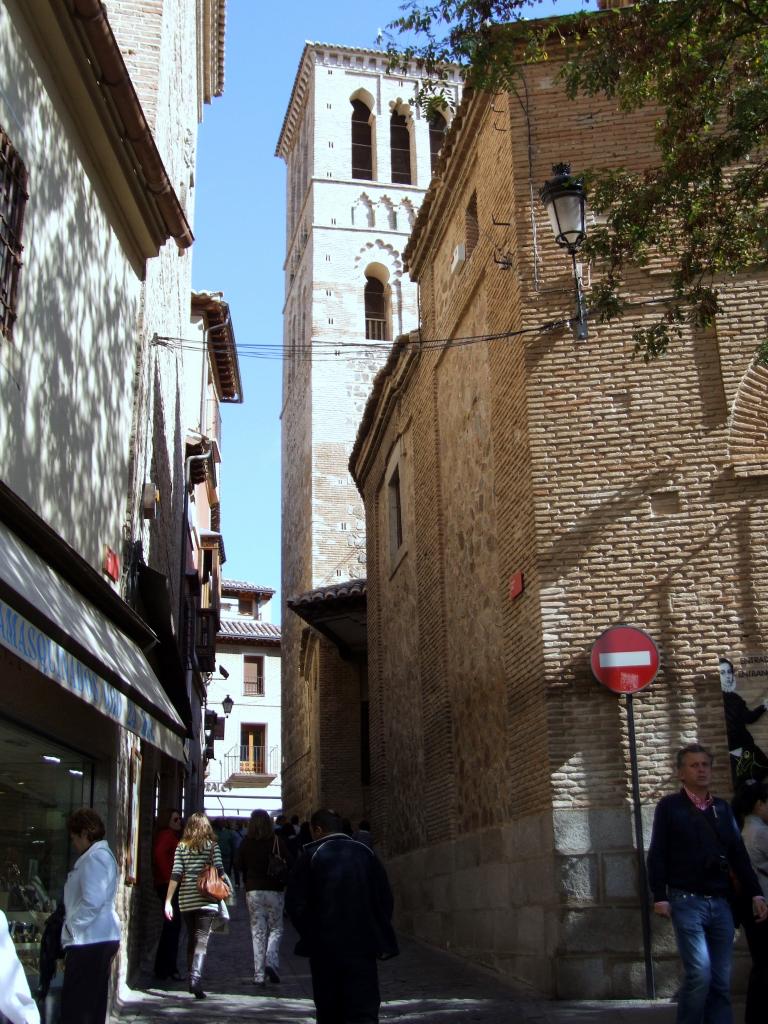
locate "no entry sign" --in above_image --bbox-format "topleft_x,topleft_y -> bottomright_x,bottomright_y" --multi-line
590,625 -> 659,694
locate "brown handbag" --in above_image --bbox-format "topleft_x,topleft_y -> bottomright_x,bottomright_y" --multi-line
196,848 -> 231,901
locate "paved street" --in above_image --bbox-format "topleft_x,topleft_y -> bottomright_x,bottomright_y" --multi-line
111,889 -> 708,1024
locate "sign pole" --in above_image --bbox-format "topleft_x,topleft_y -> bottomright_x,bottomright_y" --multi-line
626,692 -> 656,999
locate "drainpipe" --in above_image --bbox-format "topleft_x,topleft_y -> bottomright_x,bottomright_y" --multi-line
180,446 -> 211,814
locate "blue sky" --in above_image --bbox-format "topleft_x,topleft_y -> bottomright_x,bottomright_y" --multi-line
190,0 -> 592,609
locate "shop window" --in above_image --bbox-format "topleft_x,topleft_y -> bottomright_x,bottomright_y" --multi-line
351,99 -> 374,180
0,718 -> 93,992
243,655 -> 265,696
0,125 -> 28,341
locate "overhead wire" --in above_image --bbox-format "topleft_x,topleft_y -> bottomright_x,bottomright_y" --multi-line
154,291 -> 683,363
153,311 -> 574,362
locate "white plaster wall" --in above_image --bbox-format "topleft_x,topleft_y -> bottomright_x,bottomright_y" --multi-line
0,3 -> 141,573
281,46 -> 461,592
206,598 -> 283,817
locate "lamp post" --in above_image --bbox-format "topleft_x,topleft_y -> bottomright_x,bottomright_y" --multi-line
540,163 -> 589,341
222,694 -> 234,717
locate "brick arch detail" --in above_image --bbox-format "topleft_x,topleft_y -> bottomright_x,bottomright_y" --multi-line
353,240 -> 404,280
728,361 -> 768,475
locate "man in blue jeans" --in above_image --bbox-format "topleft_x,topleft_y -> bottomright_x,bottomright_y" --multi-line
648,743 -> 768,1023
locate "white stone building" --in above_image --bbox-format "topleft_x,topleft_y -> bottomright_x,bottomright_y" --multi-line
204,580 -> 282,820
276,43 -> 461,818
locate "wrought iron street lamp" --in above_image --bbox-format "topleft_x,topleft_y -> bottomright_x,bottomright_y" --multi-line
540,163 -> 589,341
222,694 -> 234,717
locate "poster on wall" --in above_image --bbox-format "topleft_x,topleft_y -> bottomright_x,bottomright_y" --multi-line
719,654 -> 768,787
125,748 -> 142,885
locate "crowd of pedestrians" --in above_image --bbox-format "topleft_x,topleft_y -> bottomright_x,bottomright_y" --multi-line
3,770 -> 767,1024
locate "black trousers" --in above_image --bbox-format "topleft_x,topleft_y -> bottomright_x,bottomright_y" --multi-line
743,913 -> 768,1024
61,940 -> 119,1024
153,885 -> 181,978
309,951 -> 380,1024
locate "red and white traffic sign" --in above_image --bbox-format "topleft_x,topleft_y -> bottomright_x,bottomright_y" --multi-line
590,625 -> 659,694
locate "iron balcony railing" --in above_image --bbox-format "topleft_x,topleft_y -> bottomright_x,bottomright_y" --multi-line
365,317 -> 387,341
224,744 -> 279,777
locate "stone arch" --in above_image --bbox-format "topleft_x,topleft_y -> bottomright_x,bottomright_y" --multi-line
400,198 -> 416,228
350,86 -> 376,112
728,361 -> 768,475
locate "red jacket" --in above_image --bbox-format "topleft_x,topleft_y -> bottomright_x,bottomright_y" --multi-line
153,828 -> 179,887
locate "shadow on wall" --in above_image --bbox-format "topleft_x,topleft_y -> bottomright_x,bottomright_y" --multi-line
0,12 -> 142,569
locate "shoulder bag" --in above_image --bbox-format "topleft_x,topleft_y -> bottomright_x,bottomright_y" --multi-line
196,845 -> 231,901
267,836 -> 289,887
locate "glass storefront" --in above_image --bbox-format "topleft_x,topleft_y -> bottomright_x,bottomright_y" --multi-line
0,716 -> 94,989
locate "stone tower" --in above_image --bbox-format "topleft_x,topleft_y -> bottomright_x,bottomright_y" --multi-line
276,43 -> 461,817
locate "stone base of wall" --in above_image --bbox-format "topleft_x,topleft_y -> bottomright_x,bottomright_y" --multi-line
387,810 -> 558,996
386,804 -> 752,999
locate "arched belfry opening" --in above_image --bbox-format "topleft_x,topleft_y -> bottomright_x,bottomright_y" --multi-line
364,264 -> 390,341
390,106 -> 412,185
428,109 -> 448,174
351,96 -> 374,180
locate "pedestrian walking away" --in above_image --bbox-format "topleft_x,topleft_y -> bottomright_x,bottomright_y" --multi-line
165,812 -> 228,1000
731,780 -> 768,1024
236,808 -> 290,986
647,743 -> 768,1024
60,808 -> 121,1024
152,808 -> 183,981
286,807 -> 398,1024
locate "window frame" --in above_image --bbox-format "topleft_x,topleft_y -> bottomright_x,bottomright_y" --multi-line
243,654 -> 265,696
0,125 -> 29,342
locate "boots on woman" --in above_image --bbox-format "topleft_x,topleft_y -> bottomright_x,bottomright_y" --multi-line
188,953 -> 207,999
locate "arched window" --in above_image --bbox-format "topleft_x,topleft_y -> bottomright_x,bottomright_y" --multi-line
351,100 -> 373,180
428,111 -> 448,174
364,274 -> 389,340
390,110 -> 412,185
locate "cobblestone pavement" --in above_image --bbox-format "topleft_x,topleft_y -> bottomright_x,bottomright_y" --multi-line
112,888 -> 736,1023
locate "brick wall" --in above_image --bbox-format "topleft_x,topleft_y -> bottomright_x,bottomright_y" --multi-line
351,39 -> 767,998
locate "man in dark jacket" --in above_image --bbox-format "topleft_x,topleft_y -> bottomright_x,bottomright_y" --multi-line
647,743 -> 768,1024
286,808 -> 398,1023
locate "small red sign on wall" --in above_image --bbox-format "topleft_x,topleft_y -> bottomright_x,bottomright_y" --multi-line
509,571 -> 524,601
103,546 -> 120,582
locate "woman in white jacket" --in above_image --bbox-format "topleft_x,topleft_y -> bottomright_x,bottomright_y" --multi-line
0,909 -> 39,1024
61,809 -> 120,1024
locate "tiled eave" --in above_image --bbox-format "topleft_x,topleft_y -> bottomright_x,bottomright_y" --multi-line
202,0 -> 227,101
191,291 -> 243,403
287,579 -> 367,661
22,0 -> 193,271
217,619 -> 281,647
222,578 -> 276,597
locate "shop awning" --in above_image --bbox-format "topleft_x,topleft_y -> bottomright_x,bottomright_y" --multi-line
0,522 -> 187,761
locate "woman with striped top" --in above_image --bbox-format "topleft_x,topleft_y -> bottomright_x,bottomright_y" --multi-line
164,813 -> 225,999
